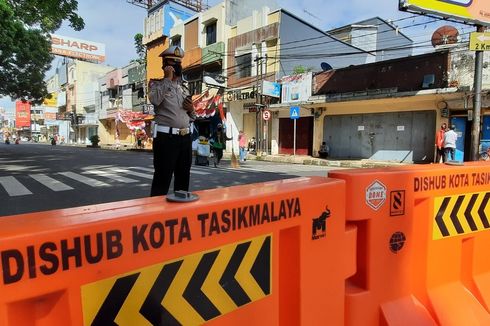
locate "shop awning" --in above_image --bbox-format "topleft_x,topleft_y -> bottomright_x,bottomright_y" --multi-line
192,88 -> 225,120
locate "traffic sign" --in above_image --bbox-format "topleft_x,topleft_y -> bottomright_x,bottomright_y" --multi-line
262,110 -> 271,121
290,106 -> 300,120
470,32 -> 490,51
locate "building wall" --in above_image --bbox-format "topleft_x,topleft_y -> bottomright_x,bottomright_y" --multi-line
224,0 -> 278,26
147,38 -> 169,81
449,50 -> 490,89
226,22 -> 279,87
360,18 -> 413,61
74,60 -> 114,113
314,51 -> 449,94
307,94 -> 456,159
278,11 -> 372,78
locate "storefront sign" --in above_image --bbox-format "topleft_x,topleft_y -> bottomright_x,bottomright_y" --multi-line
51,34 -> 106,63
226,88 -> 255,102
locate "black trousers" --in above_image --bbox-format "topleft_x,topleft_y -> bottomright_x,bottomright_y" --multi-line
435,147 -> 445,163
151,132 -> 192,196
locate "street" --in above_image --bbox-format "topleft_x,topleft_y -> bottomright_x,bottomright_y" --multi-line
0,143 -> 333,216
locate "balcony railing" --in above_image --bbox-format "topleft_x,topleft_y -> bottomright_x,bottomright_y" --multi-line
202,41 -> 224,65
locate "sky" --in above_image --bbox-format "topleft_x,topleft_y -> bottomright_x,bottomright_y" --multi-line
0,0 -> 474,111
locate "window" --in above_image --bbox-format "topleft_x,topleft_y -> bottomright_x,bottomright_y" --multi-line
206,22 -> 217,46
235,53 -> 252,78
172,36 -> 181,47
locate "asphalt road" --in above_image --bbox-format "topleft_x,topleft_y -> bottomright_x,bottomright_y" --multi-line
0,142 -> 333,216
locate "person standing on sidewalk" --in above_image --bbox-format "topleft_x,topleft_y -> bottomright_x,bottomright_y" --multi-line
211,123 -> 232,167
443,124 -> 458,162
238,130 -> 248,162
149,45 -> 194,196
435,122 -> 447,163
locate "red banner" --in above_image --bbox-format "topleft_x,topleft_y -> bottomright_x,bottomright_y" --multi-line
15,101 -> 31,128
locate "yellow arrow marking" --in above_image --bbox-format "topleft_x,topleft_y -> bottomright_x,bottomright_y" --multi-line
162,253 -> 204,325
433,196 -> 446,240
115,264 -> 162,326
443,197 -> 458,236
82,275 -> 120,326
235,235 -> 269,302
201,244 -> 237,315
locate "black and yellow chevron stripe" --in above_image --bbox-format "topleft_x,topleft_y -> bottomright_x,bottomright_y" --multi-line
433,192 -> 490,239
82,234 -> 271,325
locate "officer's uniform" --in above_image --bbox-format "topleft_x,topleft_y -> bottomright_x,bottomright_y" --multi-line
149,46 -> 193,196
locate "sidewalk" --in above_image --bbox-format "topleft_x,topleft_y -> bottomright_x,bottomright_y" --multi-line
222,152 -> 410,168
66,143 -> 410,169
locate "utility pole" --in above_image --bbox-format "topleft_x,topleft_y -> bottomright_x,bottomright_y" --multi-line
470,25 -> 486,161
254,55 -> 264,155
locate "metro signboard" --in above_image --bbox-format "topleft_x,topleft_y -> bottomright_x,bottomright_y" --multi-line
50,34 -> 106,63
399,0 -> 490,26
470,32 -> 490,51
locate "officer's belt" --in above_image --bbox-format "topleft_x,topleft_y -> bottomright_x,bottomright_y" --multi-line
155,125 -> 190,136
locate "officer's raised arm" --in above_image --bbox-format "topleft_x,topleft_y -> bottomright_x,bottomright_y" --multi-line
148,79 -> 164,106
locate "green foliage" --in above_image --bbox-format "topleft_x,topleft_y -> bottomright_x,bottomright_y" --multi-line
292,65 -> 313,75
0,0 -> 84,103
89,134 -> 100,146
133,33 -> 146,64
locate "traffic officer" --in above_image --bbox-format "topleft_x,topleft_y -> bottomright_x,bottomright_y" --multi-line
149,45 -> 194,196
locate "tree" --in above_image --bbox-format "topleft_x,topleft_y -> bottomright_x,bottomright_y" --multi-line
292,65 -> 313,75
133,33 -> 146,64
0,0 -> 84,103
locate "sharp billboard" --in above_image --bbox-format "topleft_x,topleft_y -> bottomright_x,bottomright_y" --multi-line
50,34 -> 106,63
399,0 -> 490,26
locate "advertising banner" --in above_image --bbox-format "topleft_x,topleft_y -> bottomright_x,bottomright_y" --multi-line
43,93 -> 58,107
399,0 -> 490,26
51,34 -> 106,63
15,101 -> 31,128
281,73 -> 312,104
262,81 -> 281,98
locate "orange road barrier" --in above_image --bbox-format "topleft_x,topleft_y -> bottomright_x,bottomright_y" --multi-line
330,162 -> 490,326
0,176 -> 355,325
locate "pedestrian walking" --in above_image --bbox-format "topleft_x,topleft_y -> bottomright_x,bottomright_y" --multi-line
149,45 -> 195,196
210,123 -> 232,167
435,122 -> 447,163
443,124 -> 458,162
238,130 -> 248,162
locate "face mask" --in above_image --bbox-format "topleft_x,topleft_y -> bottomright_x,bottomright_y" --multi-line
173,63 -> 182,76
163,61 -> 183,76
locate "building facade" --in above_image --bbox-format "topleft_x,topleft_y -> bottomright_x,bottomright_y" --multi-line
46,59 -> 114,144
306,48 -> 490,163
97,62 -> 148,146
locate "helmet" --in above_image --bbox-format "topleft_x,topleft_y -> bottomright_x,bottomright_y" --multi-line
159,45 -> 184,62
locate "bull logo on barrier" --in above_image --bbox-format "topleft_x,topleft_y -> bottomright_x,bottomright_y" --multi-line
312,207 -> 330,240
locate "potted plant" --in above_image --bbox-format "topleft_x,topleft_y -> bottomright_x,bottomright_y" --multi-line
89,135 -> 100,148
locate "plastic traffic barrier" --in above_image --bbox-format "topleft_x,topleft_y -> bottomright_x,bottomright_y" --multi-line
330,162 -> 490,326
0,176 -> 355,325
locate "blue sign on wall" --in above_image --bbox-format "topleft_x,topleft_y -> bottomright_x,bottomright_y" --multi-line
163,3 -> 195,37
290,106 -> 300,119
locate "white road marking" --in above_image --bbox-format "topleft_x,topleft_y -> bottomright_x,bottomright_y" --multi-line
0,176 -> 32,196
58,172 -> 110,187
83,170 -> 138,183
29,174 -> 73,191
